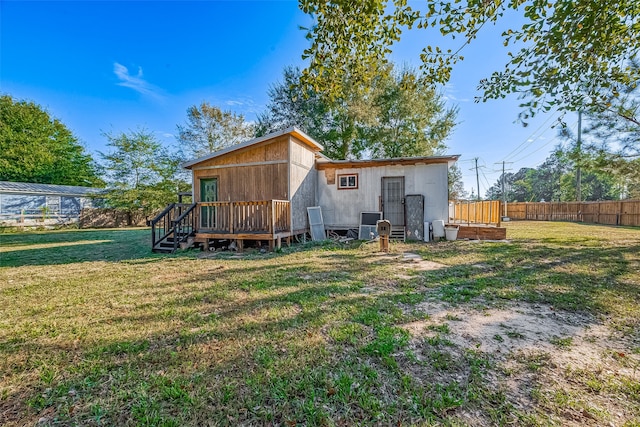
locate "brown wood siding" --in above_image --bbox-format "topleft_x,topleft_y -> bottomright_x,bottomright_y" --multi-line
193,136 -> 289,168
191,137 -> 290,203
194,163 -> 288,202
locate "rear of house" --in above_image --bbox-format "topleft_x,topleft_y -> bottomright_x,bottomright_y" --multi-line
150,127 -> 459,252
315,156 -> 458,241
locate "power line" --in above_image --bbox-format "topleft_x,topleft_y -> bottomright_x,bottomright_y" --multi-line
500,113 -> 559,163
502,113 -> 558,161
480,167 -> 493,190
508,119 -> 578,164
508,137 -> 559,163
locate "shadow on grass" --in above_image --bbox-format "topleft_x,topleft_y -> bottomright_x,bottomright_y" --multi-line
1,257 -> 404,425
0,228 -> 188,267
418,241 -> 640,320
2,228 -> 640,425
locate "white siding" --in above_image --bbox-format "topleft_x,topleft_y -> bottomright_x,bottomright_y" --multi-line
316,164 -> 449,229
289,137 -> 318,231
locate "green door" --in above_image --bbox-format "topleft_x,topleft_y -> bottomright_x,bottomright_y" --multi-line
200,178 -> 218,228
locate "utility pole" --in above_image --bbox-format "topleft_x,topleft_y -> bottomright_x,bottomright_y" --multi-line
495,161 -> 513,217
475,157 -> 481,201
576,110 -> 582,202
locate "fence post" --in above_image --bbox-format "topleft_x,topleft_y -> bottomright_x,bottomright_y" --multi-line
618,201 -> 623,226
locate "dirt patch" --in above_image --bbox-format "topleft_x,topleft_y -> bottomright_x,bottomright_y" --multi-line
367,252 -> 447,279
400,301 -> 640,426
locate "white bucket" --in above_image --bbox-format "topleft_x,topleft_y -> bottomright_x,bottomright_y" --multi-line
432,220 -> 445,239
445,225 -> 459,241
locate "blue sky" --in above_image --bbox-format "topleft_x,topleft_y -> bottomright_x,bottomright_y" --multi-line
0,0 -> 571,196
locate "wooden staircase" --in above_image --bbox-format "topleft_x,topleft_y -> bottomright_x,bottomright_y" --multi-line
152,232 -> 196,253
150,203 -> 197,253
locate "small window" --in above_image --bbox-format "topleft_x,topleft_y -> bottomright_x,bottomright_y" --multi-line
46,196 -> 61,213
338,173 -> 358,190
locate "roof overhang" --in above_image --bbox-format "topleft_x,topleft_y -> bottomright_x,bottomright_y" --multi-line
182,127 -> 324,169
315,155 -> 460,170
0,181 -> 105,197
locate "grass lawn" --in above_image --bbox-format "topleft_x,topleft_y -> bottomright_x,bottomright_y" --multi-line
1,222 -> 639,426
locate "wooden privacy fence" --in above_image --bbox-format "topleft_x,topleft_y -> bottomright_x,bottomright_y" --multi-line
449,200 -> 502,226
506,200 -> 640,226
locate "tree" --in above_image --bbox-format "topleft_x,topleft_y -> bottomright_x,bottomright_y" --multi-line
528,150 -> 568,202
177,102 -> 255,159
448,164 -> 467,200
485,167 -> 535,202
299,0 -> 640,124
101,129 -> 188,214
257,66 -> 375,159
0,94 -> 102,186
486,147 -> 624,202
579,60 -> 640,197
258,65 -> 456,159
362,67 -> 457,158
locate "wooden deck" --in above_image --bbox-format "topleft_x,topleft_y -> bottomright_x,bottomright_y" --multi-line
194,200 -> 296,251
150,200 -> 299,253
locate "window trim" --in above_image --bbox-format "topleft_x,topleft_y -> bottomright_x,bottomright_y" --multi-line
337,173 -> 359,190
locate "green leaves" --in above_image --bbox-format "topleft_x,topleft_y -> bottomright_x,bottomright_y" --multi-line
259,64 -> 456,160
299,0 -> 640,123
177,102 -> 255,159
298,0 -> 418,102
100,129 -> 188,214
0,95 -> 103,186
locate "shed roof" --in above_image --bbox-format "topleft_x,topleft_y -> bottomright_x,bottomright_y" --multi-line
182,127 -> 324,169
315,155 -> 460,170
0,181 -> 105,197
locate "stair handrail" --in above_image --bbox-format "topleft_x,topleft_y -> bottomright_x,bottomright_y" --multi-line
150,203 -> 176,248
171,203 -> 198,252
149,203 -> 176,227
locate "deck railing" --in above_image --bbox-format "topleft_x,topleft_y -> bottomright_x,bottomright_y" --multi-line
198,200 -> 291,234
449,200 -> 502,226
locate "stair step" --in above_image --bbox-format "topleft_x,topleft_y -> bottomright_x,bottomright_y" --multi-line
390,226 -> 405,241
150,202 -> 198,254
152,248 -> 174,254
